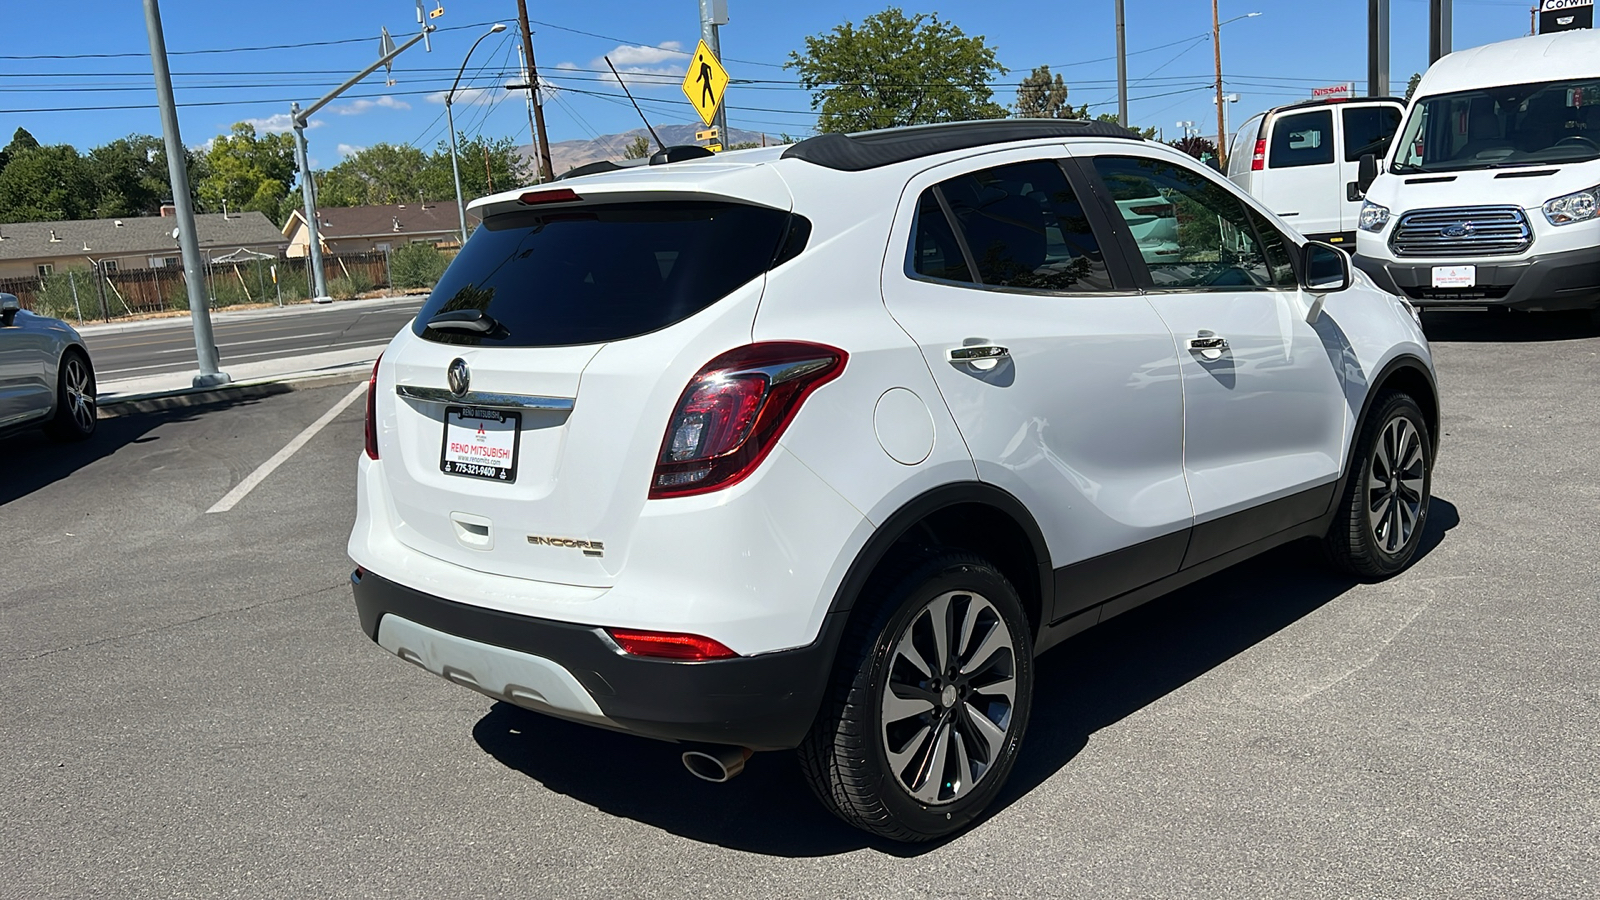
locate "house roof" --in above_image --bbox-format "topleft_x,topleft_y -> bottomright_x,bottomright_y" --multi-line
0,212 -> 287,262
284,202 -> 474,241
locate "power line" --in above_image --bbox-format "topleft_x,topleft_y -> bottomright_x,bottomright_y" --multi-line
0,19 -> 507,60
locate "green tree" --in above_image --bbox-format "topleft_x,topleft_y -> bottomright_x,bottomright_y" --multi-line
622,135 -> 652,159
87,134 -> 173,217
422,134 -> 524,205
194,122 -> 296,217
787,8 -> 1008,133
1404,73 -> 1421,102
1,127 -> 40,172
317,142 -> 432,207
1016,65 -> 1071,118
0,144 -> 97,223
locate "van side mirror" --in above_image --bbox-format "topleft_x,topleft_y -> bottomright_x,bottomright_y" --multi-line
1301,242 -> 1351,324
1357,153 -> 1379,194
0,293 -> 19,327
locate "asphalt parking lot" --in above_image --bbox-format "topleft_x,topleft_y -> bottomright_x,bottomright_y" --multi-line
2,310 -> 1597,899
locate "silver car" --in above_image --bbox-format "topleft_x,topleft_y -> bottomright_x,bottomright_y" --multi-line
0,293 -> 96,441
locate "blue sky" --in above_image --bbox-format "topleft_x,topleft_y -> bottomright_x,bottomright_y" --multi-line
0,0 -> 1539,167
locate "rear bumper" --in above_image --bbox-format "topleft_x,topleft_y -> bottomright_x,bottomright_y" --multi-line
351,569 -> 841,750
1354,243 -> 1600,311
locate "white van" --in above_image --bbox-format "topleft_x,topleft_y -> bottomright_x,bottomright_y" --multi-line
1354,30 -> 1600,313
1228,97 -> 1406,247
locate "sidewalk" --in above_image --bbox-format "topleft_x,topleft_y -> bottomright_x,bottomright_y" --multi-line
93,295 -> 419,410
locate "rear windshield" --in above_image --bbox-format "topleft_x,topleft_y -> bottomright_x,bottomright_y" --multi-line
413,201 -> 795,347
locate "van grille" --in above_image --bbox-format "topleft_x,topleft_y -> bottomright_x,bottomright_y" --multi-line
1389,206 -> 1531,258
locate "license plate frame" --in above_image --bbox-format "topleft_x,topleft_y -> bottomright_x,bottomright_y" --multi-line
1431,265 -> 1476,289
439,406 -> 521,483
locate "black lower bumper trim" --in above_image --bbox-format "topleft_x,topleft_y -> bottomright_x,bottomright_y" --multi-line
351,569 -> 843,750
1355,242 -> 1600,310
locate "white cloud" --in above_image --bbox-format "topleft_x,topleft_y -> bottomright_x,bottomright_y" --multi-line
337,143 -> 366,158
427,79 -> 523,106
238,113 -> 322,134
605,40 -> 684,68
555,42 -> 689,91
334,95 -> 411,115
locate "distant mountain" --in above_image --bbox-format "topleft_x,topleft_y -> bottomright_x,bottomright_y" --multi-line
518,124 -> 784,176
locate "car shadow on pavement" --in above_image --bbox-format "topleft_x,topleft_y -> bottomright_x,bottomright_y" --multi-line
1421,308 -> 1600,342
473,498 -> 1459,858
0,388 -> 288,507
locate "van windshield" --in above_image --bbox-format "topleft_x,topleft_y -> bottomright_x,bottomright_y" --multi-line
1392,78 -> 1600,173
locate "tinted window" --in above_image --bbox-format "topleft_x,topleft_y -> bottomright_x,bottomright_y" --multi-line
1094,156 -> 1279,290
908,189 -> 973,283
1343,106 -> 1402,161
1269,110 -> 1334,168
933,159 -> 1112,292
1246,209 -> 1298,288
413,202 -> 792,347
1394,78 -> 1600,172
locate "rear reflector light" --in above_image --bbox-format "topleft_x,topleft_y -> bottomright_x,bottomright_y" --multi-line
1251,139 -> 1266,171
364,353 -> 382,460
518,188 -> 581,205
608,629 -> 738,660
649,342 -> 847,499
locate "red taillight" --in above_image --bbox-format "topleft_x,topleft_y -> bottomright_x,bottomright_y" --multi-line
649,342 -> 847,499
608,628 -> 738,661
1251,139 -> 1267,171
518,188 -> 581,205
363,353 -> 382,460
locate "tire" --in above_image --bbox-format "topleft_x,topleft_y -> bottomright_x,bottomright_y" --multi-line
1325,391 -> 1432,579
798,552 -> 1033,842
43,350 -> 96,442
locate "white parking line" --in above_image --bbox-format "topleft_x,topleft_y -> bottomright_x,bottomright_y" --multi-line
100,341 -> 392,376
206,381 -> 368,514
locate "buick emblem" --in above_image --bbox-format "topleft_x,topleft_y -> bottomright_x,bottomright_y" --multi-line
1441,221 -> 1476,238
447,358 -> 470,397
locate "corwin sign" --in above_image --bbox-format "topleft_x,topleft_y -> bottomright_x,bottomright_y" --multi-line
1540,0 -> 1593,33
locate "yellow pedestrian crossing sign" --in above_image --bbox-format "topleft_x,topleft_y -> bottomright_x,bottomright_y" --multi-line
681,40 -> 729,126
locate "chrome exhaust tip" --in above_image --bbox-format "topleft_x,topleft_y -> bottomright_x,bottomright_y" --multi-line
681,745 -> 753,783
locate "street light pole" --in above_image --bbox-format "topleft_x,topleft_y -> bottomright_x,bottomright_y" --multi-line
447,24 -> 507,245
1116,0 -> 1128,127
143,0 -> 227,386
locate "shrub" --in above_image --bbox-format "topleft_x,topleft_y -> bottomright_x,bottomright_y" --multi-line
31,267 -> 95,321
389,241 -> 450,290
328,270 -> 375,300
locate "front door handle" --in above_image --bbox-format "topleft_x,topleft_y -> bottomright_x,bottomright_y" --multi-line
947,344 -> 1010,371
1186,332 -> 1228,361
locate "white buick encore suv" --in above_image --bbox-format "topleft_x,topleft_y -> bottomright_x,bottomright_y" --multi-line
349,120 -> 1439,842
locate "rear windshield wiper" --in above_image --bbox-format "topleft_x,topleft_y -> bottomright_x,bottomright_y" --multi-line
426,308 -> 503,335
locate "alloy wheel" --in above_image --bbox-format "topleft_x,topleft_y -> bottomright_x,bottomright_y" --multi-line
880,589 -> 1017,805
1367,415 -> 1425,554
64,356 -> 95,432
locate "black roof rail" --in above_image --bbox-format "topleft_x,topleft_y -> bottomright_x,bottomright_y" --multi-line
781,119 -> 1144,172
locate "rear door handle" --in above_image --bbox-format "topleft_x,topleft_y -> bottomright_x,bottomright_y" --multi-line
947,344 -> 1010,371
1186,332 -> 1228,361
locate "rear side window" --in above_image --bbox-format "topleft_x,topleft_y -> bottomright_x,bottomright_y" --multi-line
413,201 -> 795,347
1269,110 -> 1334,168
908,190 -> 974,283
910,159 -> 1112,292
1343,106 -> 1402,161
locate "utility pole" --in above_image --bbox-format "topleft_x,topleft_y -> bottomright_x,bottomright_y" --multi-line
1368,0 -> 1390,96
291,3 -> 435,301
1429,0 -> 1453,63
515,1 -> 554,181
142,0 -> 227,387
515,42 -> 543,182
1212,0 -> 1226,162
700,0 -> 730,144
1115,0 -> 1128,127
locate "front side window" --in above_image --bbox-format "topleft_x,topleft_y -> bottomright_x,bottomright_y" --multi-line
1395,78 -> 1600,172
1270,110 -> 1335,168
1343,106 -> 1403,162
910,159 -> 1111,292
1094,155 -> 1280,290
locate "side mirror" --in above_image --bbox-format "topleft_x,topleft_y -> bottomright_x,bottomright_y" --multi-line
1301,242 -> 1351,324
1357,153 -> 1379,195
0,292 -> 19,327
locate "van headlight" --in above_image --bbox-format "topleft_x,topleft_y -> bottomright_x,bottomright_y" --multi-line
1358,200 -> 1391,233
1543,186 -> 1599,226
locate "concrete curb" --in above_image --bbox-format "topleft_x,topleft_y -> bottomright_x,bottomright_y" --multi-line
97,364 -> 370,418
